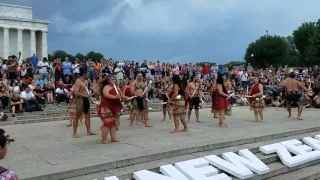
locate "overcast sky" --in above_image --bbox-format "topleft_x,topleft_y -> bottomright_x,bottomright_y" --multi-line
3,0 -> 320,63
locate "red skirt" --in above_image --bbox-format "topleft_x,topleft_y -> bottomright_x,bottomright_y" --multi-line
212,94 -> 230,110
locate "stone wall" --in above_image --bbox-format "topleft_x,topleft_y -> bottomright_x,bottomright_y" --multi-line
0,3 -> 33,19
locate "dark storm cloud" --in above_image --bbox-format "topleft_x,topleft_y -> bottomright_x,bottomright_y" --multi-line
2,0 -> 320,63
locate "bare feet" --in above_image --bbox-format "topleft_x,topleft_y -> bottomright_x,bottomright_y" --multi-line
180,129 -> 188,132
287,114 -> 291,118
102,140 -> 110,144
214,116 -> 219,118
67,124 -> 72,127
145,124 -> 153,127
170,130 -> 179,134
87,132 -> 97,136
219,124 -> 228,128
73,134 -> 81,138
196,120 -> 202,123
253,120 -> 259,122
162,118 -> 166,121
260,120 -> 264,123
129,126 -> 133,130
111,139 -> 119,142
297,117 -> 303,120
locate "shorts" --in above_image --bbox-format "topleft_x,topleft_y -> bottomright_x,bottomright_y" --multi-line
189,96 -> 200,110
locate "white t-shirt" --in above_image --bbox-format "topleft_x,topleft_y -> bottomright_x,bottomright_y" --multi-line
37,61 -> 49,74
20,91 -> 34,100
55,87 -> 68,94
72,63 -> 81,74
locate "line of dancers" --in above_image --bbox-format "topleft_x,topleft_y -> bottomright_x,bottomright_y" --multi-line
69,68 -> 314,144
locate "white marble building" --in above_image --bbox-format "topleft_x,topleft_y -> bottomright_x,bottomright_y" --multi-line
0,3 -> 49,61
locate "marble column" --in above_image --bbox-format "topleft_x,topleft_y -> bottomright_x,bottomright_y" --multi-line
17,28 -> 23,60
41,31 -> 48,59
30,30 -> 36,56
3,27 -> 9,59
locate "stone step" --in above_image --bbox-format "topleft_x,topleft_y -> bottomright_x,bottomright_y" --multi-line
266,163 -> 320,180
21,127 -> 320,180
63,131 -> 320,180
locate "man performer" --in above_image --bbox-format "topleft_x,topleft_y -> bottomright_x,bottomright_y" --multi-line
186,76 -> 201,123
283,72 -> 313,120
72,67 -> 97,138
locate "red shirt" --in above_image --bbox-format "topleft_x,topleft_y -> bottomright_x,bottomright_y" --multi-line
202,65 -> 210,74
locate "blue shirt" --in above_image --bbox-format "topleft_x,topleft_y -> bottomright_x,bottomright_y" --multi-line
62,61 -> 72,75
30,56 -> 38,65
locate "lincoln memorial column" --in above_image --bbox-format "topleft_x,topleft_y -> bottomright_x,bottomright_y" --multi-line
17,28 -> 23,60
41,31 -> 48,59
30,30 -> 36,55
3,28 -> 9,59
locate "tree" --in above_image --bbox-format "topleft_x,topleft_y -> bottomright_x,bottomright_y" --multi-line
48,53 -> 54,62
292,21 -> 317,65
304,19 -> 320,66
224,61 -> 243,69
86,51 -> 104,62
285,36 -> 300,66
51,50 -> 69,60
244,35 -> 290,68
74,53 -> 86,61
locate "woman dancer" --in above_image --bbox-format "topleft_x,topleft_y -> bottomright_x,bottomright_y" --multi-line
210,79 -> 219,118
130,73 -> 152,129
160,79 -> 173,121
250,77 -> 264,122
97,75 -> 127,144
167,75 -> 188,133
124,79 -> 134,118
68,85 -> 83,126
212,74 -> 230,128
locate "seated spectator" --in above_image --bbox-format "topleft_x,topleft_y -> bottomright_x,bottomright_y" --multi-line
0,100 -> 8,121
55,83 -> 70,107
264,92 -> 274,107
301,92 -> 312,108
0,129 -> 18,180
43,82 -> 55,104
20,86 -> 43,112
33,85 -> 46,107
313,91 -> 320,108
0,87 -> 9,110
10,93 -> 23,117
272,96 -> 284,107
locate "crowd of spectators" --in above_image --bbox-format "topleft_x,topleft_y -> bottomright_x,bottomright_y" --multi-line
0,53 -> 320,121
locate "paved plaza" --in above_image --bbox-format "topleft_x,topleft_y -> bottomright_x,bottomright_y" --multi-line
2,107 -> 320,180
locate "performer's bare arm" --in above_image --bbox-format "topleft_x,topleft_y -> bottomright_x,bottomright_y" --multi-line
168,84 -> 179,101
298,82 -> 309,92
185,83 -> 191,96
217,85 -> 229,98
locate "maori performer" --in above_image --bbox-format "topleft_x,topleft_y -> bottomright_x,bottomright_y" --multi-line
283,72 -> 312,120
212,74 -> 230,128
96,75 -> 127,144
186,76 -> 201,123
160,79 -> 173,122
209,79 -> 219,118
249,77 -> 264,122
129,73 -> 152,129
72,67 -> 96,138
167,75 -> 188,133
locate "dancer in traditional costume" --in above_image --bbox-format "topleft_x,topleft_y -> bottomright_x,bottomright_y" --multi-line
282,72 -> 312,120
211,74 -> 230,128
209,79 -> 219,118
129,74 -> 152,129
249,77 -> 265,122
160,79 -> 173,121
167,75 -> 188,133
186,76 -> 201,122
72,67 -> 96,138
96,75 -> 127,144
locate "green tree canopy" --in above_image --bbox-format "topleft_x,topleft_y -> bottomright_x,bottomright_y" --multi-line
74,53 -> 86,61
244,35 -> 290,68
86,51 -> 104,62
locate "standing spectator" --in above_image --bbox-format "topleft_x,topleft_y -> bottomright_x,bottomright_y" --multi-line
72,59 -> 81,80
86,58 -> 95,80
6,53 -> 20,82
202,63 -> 210,79
114,64 -> 124,86
30,54 -> 38,73
62,57 -> 72,81
0,129 -> 18,180
211,63 -> 218,79
37,57 -> 49,80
